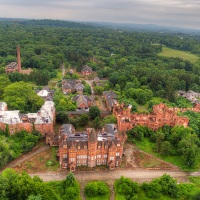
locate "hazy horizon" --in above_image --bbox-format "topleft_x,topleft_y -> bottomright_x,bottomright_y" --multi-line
0,0 -> 199,30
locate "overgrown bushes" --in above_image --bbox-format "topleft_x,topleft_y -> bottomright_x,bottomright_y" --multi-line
84,181 -> 110,199
114,175 -> 200,200
0,130 -> 41,168
127,125 -> 200,169
0,170 -> 80,200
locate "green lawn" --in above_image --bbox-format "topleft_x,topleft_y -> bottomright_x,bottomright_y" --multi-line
136,97 -> 168,113
158,46 -> 199,64
134,138 -> 199,171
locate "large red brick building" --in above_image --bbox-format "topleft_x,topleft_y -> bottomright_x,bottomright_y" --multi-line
0,101 -> 55,135
113,103 -> 189,132
58,124 -> 123,170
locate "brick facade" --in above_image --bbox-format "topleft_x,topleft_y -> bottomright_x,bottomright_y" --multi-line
81,65 -> 93,76
0,101 -> 55,136
113,103 -> 189,132
58,124 -> 123,170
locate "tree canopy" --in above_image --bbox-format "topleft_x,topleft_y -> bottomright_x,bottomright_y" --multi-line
3,81 -> 44,113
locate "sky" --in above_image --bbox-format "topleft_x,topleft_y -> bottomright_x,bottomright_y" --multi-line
0,0 -> 199,29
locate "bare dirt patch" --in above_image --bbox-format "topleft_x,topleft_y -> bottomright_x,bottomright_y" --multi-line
13,147 -> 59,173
123,143 -> 178,170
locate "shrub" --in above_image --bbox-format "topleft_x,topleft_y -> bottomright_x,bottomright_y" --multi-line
84,181 -> 109,197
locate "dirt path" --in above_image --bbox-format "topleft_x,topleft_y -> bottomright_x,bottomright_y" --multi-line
0,145 -> 50,173
29,169 -> 188,183
97,96 -> 107,111
85,80 -> 94,95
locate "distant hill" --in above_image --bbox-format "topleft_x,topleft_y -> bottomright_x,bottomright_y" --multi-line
0,18 -> 96,29
0,18 -> 199,34
86,21 -> 200,35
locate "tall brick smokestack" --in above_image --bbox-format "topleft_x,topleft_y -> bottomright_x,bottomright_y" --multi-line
17,46 -> 21,72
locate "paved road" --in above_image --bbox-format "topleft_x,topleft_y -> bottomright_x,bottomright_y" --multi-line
29,169 -> 189,183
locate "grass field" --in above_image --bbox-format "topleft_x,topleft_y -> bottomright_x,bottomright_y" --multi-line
134,138 -> 199,172
158,46 -> 199,63
135,97 -> 168,113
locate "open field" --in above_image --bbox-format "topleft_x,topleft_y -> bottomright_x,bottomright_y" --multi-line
158,46 -> 199,63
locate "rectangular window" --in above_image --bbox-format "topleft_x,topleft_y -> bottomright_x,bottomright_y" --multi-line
110,156 -> 114,160
63,154 -> 67,158
97,155 -> 101,158
116,152 -> 120,156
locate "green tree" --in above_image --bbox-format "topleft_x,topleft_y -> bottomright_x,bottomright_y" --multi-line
78,114 -> 89,126
160,141 -> 171,156
89,106 -> 100,120
93,116 -> 101,129
84,181 -> 110,198
0,75 -> 11,99
3,82 -> 44,113
33,70 -> 50,86
94,86 -> 104,95
56,111 -> 69,124
27,195 -> 42,200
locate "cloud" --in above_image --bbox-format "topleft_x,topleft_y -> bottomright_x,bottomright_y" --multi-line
0,0 -> 199,29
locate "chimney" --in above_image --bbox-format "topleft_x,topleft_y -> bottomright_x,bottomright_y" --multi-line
17,46 -> 21,72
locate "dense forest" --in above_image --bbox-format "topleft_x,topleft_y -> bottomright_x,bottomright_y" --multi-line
0,19 -> 200,103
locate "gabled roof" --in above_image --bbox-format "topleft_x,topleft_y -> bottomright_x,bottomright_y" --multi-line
88,128 -> 97,143
62,83 -> 73,89
77,95 -> 89,107
62,79 -> 83,91
103,124 -> 118,136
107,98 -> 118,109
6,62 -> 18,69
81,65 -> 93,72
74,83 -> 84,90
72,94 -> 92,103
60,124 -> 74,136
94,77 -> 100,83
103,90 -> 118,99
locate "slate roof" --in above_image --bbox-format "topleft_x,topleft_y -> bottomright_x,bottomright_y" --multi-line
59,124 -> 121,149
6,62 -> 18,69
81,65 -> 93,72
103,90 -> 118,99
106,97 -> 117,109
103,124 -> 118,136
60,124 -> 75,137
62,83 -> 72,89
94,77 -> 100,83
62,79 -> 84,92
88,128 -> 97,143
72,94 -> 92,102
77,96 -> 88,107
36,86 -> 55,101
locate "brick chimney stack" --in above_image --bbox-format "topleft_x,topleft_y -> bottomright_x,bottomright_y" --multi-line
17,46 -> 21,72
